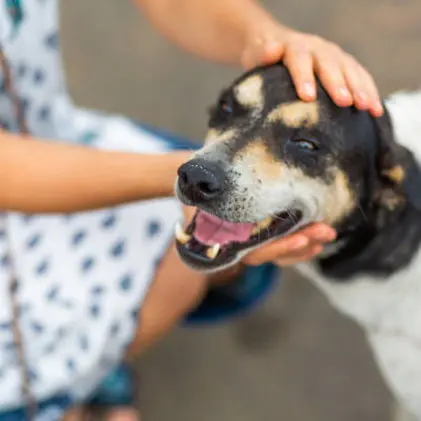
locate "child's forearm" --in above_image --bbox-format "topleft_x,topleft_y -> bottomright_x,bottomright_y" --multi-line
135,0 -> 282,66
0,131 -> 191,213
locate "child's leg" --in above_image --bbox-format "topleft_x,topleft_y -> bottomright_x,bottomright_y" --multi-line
127,242 -> 250,357
63,242 -> 236,421
126,242 -> 207,357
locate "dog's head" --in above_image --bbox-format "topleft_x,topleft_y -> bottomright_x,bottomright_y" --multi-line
175,63 -> 421,272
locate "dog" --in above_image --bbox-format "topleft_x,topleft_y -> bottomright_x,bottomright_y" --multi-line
174,63 -> 421,421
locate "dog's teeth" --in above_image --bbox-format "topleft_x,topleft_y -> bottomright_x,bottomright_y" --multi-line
175,221 -> 191,244
206,243 -> 221,260
252,216 -> 273,235
251,225 -> 260,235
259,216 -> 273,229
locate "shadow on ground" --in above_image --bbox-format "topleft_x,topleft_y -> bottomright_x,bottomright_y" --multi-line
61,1 -> 421,420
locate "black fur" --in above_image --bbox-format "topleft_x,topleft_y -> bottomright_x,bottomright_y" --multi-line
319,107 -> 421,280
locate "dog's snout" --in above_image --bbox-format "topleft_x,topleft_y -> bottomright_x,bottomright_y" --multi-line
177,159 -> 226,202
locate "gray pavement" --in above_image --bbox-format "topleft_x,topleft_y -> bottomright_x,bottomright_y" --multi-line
61,1 -> 421,420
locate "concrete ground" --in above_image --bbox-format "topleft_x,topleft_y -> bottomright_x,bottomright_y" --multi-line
61,1 -> 421,420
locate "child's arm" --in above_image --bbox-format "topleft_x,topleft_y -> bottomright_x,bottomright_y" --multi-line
135,0 -> 272,66
0,130 -> 190,213
135,0 -> 382,117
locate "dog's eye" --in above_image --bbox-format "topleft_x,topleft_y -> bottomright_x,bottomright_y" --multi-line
291,138 -> 318,151
220,99 -> 233,115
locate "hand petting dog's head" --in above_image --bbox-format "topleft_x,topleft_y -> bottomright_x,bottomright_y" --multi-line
175,63 -> 421,272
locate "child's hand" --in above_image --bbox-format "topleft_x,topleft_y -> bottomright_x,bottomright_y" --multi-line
242,223 -> 336,267
242,26 -> 383,117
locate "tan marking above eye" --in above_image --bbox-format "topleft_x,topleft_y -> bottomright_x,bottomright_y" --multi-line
233,75 -> 264,109
267,101 -> 320,128
234,139 -> 284,180
382,165 -> 405,184
204,128 -> 237,145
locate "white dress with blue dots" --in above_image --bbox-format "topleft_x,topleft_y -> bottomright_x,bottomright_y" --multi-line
0,0 -> 183,412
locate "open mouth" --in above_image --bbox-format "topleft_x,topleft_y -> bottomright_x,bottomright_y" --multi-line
175,209 -> 303,271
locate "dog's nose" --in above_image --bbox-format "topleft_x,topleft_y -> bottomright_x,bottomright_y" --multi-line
177,159 -> 226,202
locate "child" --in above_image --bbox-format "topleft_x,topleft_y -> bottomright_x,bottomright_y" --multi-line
0,1 -> 382,420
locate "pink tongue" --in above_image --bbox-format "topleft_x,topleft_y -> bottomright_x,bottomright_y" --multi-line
193,211 -> 254,246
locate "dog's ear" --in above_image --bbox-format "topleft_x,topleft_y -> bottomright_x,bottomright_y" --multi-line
375,108 -> 421,210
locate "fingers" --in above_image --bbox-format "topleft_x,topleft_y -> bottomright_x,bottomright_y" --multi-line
274,244 -> 324,266
282,41 -> 317,101
310,43 -> 383,117
253,31 -> 383,117
293,223 -> 336,241
243,223 -> 336,267
245,240 -> 324,267
244,233 -> 310,265
341,56 -> 383,116
312,46 -> 353,108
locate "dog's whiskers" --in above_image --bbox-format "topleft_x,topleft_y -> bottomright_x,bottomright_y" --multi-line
357,203 -> 368,222
272,209 -> 297,224
287,209 -> 298,224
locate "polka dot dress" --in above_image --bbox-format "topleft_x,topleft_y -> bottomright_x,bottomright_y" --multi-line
0,0 -> 183,411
